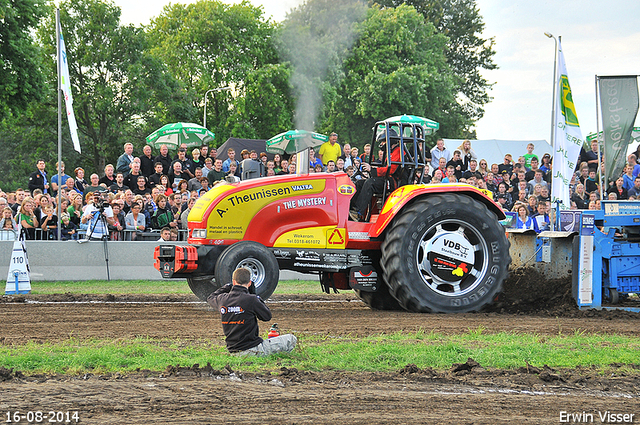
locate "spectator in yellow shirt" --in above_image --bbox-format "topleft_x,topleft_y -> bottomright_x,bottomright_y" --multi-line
317,132 -> 342,166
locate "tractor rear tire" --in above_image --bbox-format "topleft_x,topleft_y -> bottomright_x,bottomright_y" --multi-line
355,284 -> 405,311
381,194 -> 510,313
187,275 -> 219,302
214,241 -> 280,300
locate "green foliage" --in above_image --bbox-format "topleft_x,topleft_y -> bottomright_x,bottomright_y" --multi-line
375,0 -> 497,122
0,0 -> 49,121
146,0 -> 279,143
228,63 -> 295,139
34,0 -> 195,172
277,0 -> 368,131
0,0 -> 499,191
320,4 -> 463,146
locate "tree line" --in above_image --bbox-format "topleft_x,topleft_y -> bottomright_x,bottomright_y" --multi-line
0,0 -> 496,190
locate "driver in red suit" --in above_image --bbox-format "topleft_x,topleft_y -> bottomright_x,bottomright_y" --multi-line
350,130 -> 401,221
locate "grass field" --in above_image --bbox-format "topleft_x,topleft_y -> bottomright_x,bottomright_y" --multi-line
28,279 -> 321,295
5,280 -> 640,376
1,331 -> 639,375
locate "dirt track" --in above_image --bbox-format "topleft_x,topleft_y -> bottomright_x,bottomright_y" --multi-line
1,289 -> 639,424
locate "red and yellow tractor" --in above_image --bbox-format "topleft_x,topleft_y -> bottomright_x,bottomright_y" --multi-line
154,119 -> 510,313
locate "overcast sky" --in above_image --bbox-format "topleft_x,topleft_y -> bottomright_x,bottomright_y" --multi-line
113,0 -> 640,145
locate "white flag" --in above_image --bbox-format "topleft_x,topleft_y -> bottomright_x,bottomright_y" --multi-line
59,22 -> 81,153
551,41 -> 583,209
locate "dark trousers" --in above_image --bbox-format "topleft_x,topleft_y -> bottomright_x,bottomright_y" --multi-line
353,177 -> 387,215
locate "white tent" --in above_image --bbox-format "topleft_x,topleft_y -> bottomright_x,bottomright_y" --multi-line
443,139 -> 552,169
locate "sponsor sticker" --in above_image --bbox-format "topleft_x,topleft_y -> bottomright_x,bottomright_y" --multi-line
338,184 -> 355,195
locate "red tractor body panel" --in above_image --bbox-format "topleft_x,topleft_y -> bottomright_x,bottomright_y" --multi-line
185,172 -> 503,249
369,183 -> 505,238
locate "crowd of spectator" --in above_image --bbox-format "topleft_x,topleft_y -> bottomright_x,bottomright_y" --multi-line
1,142 -> 225,241
1,133 -> 639,241
423,137 -> 640,233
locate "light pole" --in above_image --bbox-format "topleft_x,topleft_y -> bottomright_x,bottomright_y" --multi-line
203,86 -> 232,129
544,32 -> 558,150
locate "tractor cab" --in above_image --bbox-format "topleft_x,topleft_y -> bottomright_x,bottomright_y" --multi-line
358,120 -> 430,221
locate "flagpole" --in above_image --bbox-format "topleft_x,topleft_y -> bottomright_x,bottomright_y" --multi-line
544,32 -> 558,150
56,9 -> 62,241
595,76 -> 604,201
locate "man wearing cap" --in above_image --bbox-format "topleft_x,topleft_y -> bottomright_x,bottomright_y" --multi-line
540,153 -> 552,175
318,132 -> 342,166
81,189 -> 115,240
498,154 -> 514,175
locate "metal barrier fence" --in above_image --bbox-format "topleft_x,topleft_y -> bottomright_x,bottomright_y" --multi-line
14,228 -> 189,242
0,229 -> 17,241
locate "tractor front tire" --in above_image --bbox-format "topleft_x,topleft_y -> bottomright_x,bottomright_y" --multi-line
381,194 -> 510,313
214,241 -> 280,300
187,275 -> 219,301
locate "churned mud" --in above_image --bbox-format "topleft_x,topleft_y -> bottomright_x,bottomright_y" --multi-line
1,273 -> 639,423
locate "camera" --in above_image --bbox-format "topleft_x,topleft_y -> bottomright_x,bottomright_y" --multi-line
93,190 -> 110,212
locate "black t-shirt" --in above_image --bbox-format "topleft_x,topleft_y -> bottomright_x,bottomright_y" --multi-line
148,173 -> 163,187
154,154 -> 172,175
140,155 -> 155,177
133,187 -> 151,196
98,175 -> 115,187
585,178 -> 599,193
525,169 -> 545,182
583,150 -> 599,169
109,183 -> 127,193
168,170 -> 187,188
462,170 -> 482,180
124,173 -> 146,191
446,158 -> 465,179
498,163 -> 513,175
172,159 -> 194,178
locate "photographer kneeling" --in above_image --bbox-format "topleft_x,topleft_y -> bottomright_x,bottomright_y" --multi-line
81,189 -> 115,241
207,268 -> 297,357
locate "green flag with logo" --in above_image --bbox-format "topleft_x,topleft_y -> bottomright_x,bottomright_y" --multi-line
551,41 -> 583,209
598,76 -> 639,185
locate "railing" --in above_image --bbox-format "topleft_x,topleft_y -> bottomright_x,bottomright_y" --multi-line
0,229 -> 17,241
16,228 -> 189,242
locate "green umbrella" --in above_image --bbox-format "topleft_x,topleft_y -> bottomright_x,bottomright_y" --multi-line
384,114 -> 440,135
146,122 -> 215,150
266,130 -> 329,154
